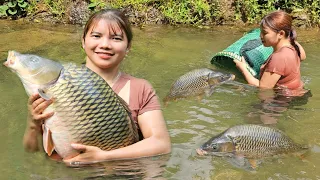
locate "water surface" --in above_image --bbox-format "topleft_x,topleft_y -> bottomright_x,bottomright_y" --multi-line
1,20 -> 320,179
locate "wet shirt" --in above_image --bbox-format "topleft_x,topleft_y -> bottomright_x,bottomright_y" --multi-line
112,73 -> 161,133
260,46 -> 303,90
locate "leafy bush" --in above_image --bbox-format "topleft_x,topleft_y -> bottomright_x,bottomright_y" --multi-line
159,0 -> 213,25
0,0 -> 28,18
1,0 -> 319,27
233,0 -> 320,26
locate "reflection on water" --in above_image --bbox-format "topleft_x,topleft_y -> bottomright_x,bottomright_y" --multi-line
23,154 -> 170,180
248,88 -> 313,125
68,155 -> 170,180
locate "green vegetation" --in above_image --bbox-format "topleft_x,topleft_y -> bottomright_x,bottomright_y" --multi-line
1,0 -> 319,27
0,0 -> 28,19
26,0 -> 67,21
158,0 -> 214,25
43,0 -> 67,19
233,0 -> 320,25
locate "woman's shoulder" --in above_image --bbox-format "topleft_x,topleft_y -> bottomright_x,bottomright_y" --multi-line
271,47 -> 296,61
122,73 -> 154,89
121,73 -> 160,111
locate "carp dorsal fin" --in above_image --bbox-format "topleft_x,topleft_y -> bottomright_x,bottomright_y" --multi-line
38,88 -> 52,100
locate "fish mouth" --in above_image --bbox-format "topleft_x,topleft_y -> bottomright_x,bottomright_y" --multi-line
196,148 -> 233,157
196,148 -> 208,156
3,51 -> 16,67
3,59 -> 14,67
230,74 -> 235,81
3,60 -> 9,67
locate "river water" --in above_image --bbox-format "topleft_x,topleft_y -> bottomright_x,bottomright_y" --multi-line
0,20 -> 319,179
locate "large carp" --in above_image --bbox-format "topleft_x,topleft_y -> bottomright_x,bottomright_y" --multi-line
4,51 -> 139,159
164,68 -> 235,103
197,124 -> 308,169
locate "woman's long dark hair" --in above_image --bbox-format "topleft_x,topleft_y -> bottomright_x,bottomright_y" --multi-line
260,10 -> 301,58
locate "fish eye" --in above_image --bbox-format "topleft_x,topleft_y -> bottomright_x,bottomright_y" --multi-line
30,56 -> 40,63
211,144 -> 219,150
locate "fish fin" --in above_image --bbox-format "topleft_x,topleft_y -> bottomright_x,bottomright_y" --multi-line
196,95 -> 203,102
42,124 -> 55,156
228,155 -> 259,171
163,96 -> 171,107
204,87 -> 215,97
38,88 -> 51,100
248,159 -> 258,169
294,149 -> 310,163
227,155 -> 248,170
163,99 -> 169,107
295,152 -> 316,168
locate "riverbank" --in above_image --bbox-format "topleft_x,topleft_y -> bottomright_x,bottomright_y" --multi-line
0,0 -> 319,28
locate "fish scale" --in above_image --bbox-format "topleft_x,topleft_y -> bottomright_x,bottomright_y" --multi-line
49,64 -> 136,151
5,51 -> 139,158
164,68 -> 235,103
229,125 -> 303,158
198,124 -> 308,160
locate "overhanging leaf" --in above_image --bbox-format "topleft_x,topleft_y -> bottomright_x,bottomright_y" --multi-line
18,2 -> 28,8
8,8 -> 17,15
8,1 -> 18,8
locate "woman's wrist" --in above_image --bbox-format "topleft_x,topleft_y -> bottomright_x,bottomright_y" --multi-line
27,115 -> 42,132
28,122 -> 41,131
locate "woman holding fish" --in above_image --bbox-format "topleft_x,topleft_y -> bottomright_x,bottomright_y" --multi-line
234,10 -> 306,95
23,9 -> 171,164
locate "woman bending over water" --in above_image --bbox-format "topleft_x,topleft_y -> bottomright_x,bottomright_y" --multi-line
234,10 -> 306,94
23,9 -> 171,164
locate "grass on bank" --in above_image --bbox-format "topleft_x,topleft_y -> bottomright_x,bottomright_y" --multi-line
0,0 -> 319,27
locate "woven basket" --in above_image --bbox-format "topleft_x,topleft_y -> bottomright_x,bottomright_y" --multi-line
211,28 -> 273,78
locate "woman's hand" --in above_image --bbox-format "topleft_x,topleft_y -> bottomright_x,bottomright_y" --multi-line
233,56 -> 260,87
23,93 -> 54,152
233,56 -> 247,72
28,93 -> 54,125
63,144 -> 106,165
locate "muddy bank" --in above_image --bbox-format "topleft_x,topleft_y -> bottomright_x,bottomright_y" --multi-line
1,0 -> 315,28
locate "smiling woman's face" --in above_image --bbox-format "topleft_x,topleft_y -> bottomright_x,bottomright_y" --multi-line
83,19 -> 129,70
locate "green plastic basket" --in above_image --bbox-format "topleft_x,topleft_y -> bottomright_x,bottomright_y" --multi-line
211,28 -> 273,78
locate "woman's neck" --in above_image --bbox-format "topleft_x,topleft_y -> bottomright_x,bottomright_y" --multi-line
85,60 -> 121,86
274,38 -> 292,52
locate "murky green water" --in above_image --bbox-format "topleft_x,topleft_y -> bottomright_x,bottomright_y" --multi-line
1,20 -> 320,179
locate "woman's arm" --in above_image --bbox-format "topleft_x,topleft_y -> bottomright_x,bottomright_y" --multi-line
63,109 -> 171,164
23,94 -> 53,152
233,57 -> 281,89
259,72 -> 281,89
233,57 -> 259,86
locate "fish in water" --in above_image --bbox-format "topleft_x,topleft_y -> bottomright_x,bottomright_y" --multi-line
4,51 -> 139,159
197,124 -> 308,169
164,68 -> 235,103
